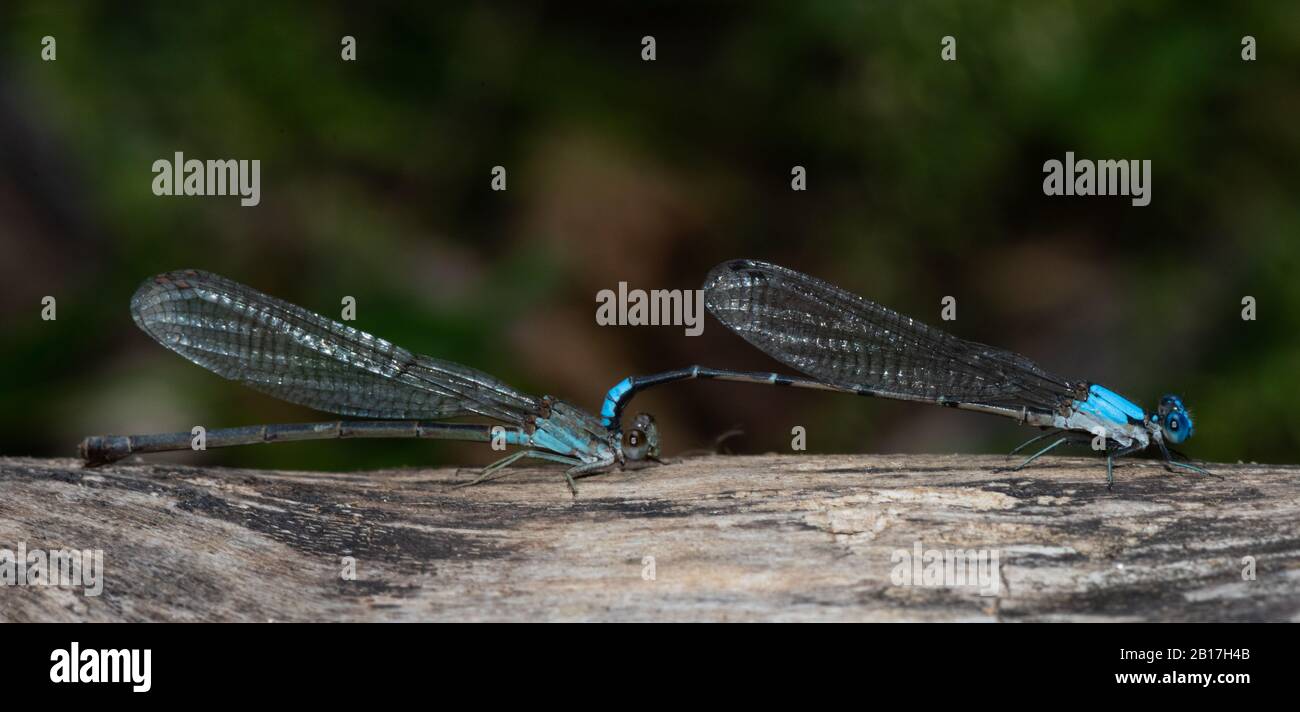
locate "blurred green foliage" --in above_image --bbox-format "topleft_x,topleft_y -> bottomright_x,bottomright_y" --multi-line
1,2 -> 1297,471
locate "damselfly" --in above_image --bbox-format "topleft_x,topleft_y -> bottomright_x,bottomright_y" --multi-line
80,270 -> 660,494
601,259 -> 1208,488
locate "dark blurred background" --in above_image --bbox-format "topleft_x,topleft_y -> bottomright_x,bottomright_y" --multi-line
1,2 -> 1297,471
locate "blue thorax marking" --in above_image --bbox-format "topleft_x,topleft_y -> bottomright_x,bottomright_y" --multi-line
530,425 -> 578,456
503,430 -> 530,447
533,415 -> 604,458
601,377 -> 633,425
1075,384 -> 1146,425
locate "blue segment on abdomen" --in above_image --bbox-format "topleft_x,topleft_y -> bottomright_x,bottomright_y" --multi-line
1075,384 -> 1146,424
601,377 -> 633,425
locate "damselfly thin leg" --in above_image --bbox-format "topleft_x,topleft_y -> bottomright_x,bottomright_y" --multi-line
454,450 -> 585,494
1156,438 -> 1219,479
567,458 -> 630,489
995,436 -> 1072,473
1104,443 -> 1146,490
1006,428 -> 1065,459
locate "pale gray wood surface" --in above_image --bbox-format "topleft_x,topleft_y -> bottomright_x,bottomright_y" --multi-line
2,454 -> 1296,621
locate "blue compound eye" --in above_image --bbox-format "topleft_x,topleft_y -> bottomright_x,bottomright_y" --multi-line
1164,411 -> 1193,444
1159,394 -> 1185,417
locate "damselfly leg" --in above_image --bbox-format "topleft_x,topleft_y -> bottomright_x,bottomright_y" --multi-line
1006,428 -> 1066,459
454,450 -> 585,493
1103,443 -> 1148,490
995,435 -> 1074,473
1156,438 -> 1219,479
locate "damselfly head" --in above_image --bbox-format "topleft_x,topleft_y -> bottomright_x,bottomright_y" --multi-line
1157,394 -> 1186,417
623,413 -> 660,461
1156,394 -> 1194,444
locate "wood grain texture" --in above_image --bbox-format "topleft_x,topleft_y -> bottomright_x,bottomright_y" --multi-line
1,454 -> 1297,622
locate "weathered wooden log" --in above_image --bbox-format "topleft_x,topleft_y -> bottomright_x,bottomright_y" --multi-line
1,454 -> 1296,622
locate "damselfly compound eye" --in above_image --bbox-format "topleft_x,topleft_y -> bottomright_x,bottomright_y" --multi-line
1163,410 -> 1192,445
623,428 -> 648,460
622,412 -> 660,461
